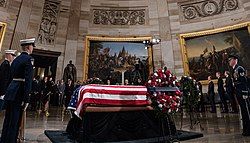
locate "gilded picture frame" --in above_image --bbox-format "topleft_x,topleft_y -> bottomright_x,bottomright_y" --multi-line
0,22 -> 7,51
179,22 -> 250,83
83,36 -> 153,84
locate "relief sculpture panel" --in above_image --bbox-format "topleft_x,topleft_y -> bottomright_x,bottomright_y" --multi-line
92,7 -> 146,26
38,0 -> 60,45
0,0 -> 5,7
179,0 -> 238,20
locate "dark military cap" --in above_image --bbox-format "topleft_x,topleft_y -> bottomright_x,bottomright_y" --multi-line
228,55 -> 239,60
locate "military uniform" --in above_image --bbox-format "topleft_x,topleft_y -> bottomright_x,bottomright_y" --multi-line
0,50 -> 16,96
0,50 -> 16,110
232,64 -> 250,136
0,38 -> 35,143
0,60 -> 11,96
225,75 -> 238,113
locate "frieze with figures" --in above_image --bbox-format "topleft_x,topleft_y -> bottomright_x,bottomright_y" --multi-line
92,8 -> 146,25
0,0 -> 5,7
37,0 -> 60,45
180,0 -> 238,20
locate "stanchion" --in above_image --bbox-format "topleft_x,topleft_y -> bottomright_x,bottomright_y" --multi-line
18,110 -> 26,143
244,97 -> 250,120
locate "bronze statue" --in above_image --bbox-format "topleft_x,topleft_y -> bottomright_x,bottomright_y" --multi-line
63,60 -> 77,83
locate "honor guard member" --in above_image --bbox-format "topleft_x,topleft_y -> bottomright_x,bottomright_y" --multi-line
0,50 -> 16,109
228,55 -> 250,136
0,50 -> 16,96
0,38 -> 35,143
0,50 -> 16,104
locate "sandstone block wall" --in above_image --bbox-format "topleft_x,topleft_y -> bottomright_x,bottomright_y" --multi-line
0,0 -> 249,81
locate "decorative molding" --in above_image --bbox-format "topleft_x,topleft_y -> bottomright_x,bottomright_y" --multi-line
180,0 -> 238,20
37,0 -> 60,45
92,7 -> 146,25
0,0 -> 6,7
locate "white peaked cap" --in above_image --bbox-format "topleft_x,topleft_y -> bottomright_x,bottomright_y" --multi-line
5,49 -> 17,56
20,38 -> 36,46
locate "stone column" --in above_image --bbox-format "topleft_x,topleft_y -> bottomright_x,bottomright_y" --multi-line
156,0 -> 174,70
63,0 -> 82,69
10,0 -> 34,51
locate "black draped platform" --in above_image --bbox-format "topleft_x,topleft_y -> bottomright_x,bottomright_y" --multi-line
45,130 -> 203,143
52,110 -> 203,143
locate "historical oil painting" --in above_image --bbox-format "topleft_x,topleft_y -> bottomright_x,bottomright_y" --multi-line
0,22 -> 6,50
180,23 -> 250,81
84,37 -> 152,85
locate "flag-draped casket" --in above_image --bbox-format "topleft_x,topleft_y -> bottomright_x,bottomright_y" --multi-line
68,84 -> 151,118
66,84 -> 177,142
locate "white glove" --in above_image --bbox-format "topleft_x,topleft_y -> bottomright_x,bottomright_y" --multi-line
0,95 -> 4,100
21,102 -> 29,111
23,103 -> 29,111
243,95 -> 248,100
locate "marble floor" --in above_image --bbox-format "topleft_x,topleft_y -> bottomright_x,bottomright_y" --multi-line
0,107 -> 250,143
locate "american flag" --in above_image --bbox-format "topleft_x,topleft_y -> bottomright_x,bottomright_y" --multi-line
68,84 -> 150,119
67,86 -> 85,110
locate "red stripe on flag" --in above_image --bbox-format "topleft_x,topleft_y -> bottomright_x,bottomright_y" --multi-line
77,85 -> 147,108
78,98 -> 150,117
79,89 -> 147,95
87,84 -> 146,89
82,98 -> 150,106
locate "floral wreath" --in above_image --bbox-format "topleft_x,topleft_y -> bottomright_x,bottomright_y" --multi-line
146,67 -> 181,115
179,76 -> 201,113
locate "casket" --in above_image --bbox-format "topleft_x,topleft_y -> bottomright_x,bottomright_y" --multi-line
66,84 -> 177,142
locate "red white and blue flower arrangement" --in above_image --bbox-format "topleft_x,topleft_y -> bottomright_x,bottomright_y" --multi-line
146,67 -> 182,116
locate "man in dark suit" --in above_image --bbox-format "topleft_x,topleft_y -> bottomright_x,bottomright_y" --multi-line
224,71 -> 238,113
208,76 -> 216,113
197,81 -> 205,112
228,55 -> 250,136
0,50 -> 16,109
216,72 -> 228,113
0,38 -> 35,143
30,76 -> 41,111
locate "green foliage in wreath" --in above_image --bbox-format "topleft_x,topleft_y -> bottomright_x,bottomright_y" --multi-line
180,76 -> 201,113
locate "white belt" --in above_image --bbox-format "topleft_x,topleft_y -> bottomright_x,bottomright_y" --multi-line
13,78 -> 25,82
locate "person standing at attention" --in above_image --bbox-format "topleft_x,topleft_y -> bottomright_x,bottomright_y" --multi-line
0,38 -> 35,143
216,72 -> 229,113
208,76 -> 216,113
0,50 -> 16,110
224,71 -> 238,113
228,55 -> 250,136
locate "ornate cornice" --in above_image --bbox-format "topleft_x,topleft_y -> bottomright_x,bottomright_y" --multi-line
180,0 -> 238,20
92,7 -> 146,25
